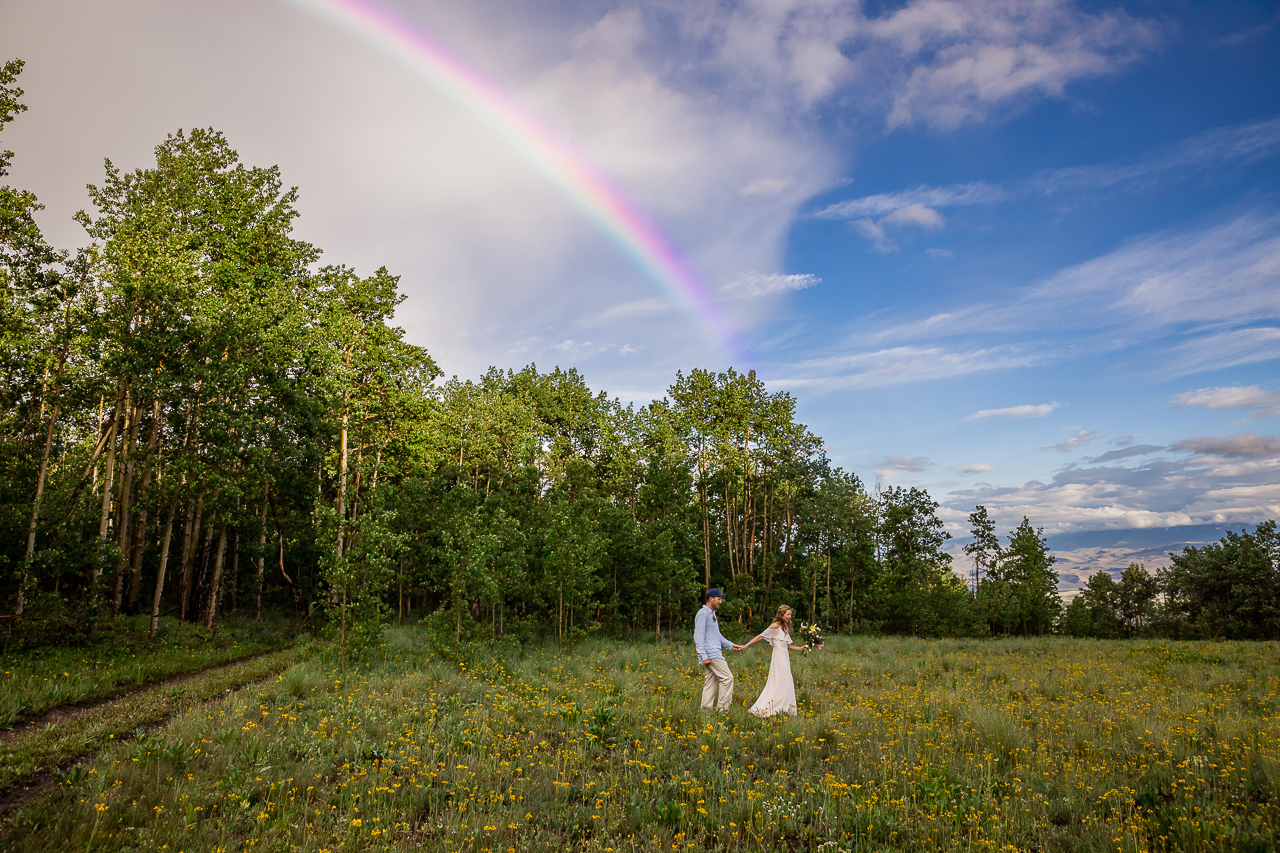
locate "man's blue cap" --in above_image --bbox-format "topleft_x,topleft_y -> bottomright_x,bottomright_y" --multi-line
706,588 -> 726,600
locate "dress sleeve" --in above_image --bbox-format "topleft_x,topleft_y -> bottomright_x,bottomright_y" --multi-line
759,626 -> 781,642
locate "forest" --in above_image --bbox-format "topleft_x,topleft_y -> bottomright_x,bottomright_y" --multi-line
2,58 -> 1276,652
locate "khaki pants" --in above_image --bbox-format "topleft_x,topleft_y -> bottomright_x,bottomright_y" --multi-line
701,659 -> 734,710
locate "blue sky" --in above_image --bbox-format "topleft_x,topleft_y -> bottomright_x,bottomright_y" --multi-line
2,0 -> 1278,585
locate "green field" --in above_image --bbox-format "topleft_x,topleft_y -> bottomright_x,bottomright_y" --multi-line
3,632 -> 1277,852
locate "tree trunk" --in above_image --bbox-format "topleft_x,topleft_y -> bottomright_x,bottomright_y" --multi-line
347,439 -> 363,556
228,529 -> 239,614
254,495 -> 267,621
724,483 -> 737,589
15,402 -> 59,617
112,401 -> 141,615
744,425 -> 753,586
96,396 -> 123,551
60,404 -> 117,519
336,403 -> 349,562
179,493 -> 204,621
203,527 -> 228,629
150,495 -> 179,638
192,522 -> 215,618
698,442 -> 710,591
126,401 -> 162,612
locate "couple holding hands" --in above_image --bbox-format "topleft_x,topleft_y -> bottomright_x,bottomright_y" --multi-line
694,588 -> 809,717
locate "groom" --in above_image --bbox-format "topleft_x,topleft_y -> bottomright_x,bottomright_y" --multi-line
694,588 -> 744,711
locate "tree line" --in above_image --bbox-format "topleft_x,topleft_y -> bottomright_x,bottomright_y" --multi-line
1062,522 -> 1280,640
2,59 -> 1276,650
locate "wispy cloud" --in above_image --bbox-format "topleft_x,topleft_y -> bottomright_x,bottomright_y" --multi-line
865,212 -> 1280,366
962,462 -> 997,475
1211,13 -> 1279,48
1042,430 -> 1102,453
1171,385 -> 1280,419
814,182 -> 1006,220
813,117 -> 1280,221
508,336 -> 639,360
721,272 -> 820,299
586,297 -> 671,326
1157,327 -> 1280,379
968,402 -> 1059,419
773,344 -> 1039,392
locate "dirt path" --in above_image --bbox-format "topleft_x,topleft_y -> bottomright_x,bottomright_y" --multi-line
0,645 -> 304,813
0,645 -> 293,747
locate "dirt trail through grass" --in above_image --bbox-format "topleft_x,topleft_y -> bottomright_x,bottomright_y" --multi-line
0,644 -> 305,808
0,645 -> 294,746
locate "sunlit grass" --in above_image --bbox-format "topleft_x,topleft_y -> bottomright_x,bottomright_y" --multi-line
4,630 -> 1277,851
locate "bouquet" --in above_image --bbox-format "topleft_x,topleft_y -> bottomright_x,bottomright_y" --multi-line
798,621 -> 825,654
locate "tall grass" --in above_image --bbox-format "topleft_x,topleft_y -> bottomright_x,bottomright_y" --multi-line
4,631 -> 1277,851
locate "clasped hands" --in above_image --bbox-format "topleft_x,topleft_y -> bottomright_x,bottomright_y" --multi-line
706,645 -> 747,666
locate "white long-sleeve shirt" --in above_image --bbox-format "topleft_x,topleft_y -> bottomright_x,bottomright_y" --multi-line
694,605 -> 734,662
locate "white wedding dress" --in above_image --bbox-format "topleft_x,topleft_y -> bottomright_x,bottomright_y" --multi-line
748,625 -> 797,717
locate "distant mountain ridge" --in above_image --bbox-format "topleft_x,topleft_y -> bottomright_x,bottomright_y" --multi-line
1045,523 -> 1259,553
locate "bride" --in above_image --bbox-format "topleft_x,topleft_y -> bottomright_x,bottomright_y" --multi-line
742,605 -> 806,717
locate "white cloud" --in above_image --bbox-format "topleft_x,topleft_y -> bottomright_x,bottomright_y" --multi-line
962,462 -> 997,474
968,402 -> 1059,419
1042,430 -> 1101,453
870,0 -> 1161,131
721,272 -> 820,299
927,247 -> 954,258
1171,385 -> 1280,419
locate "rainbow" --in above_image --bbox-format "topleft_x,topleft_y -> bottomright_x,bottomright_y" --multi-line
285,0 -> 750,363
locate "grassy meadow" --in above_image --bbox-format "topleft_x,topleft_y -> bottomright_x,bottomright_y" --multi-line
3,630 -> 1277,852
